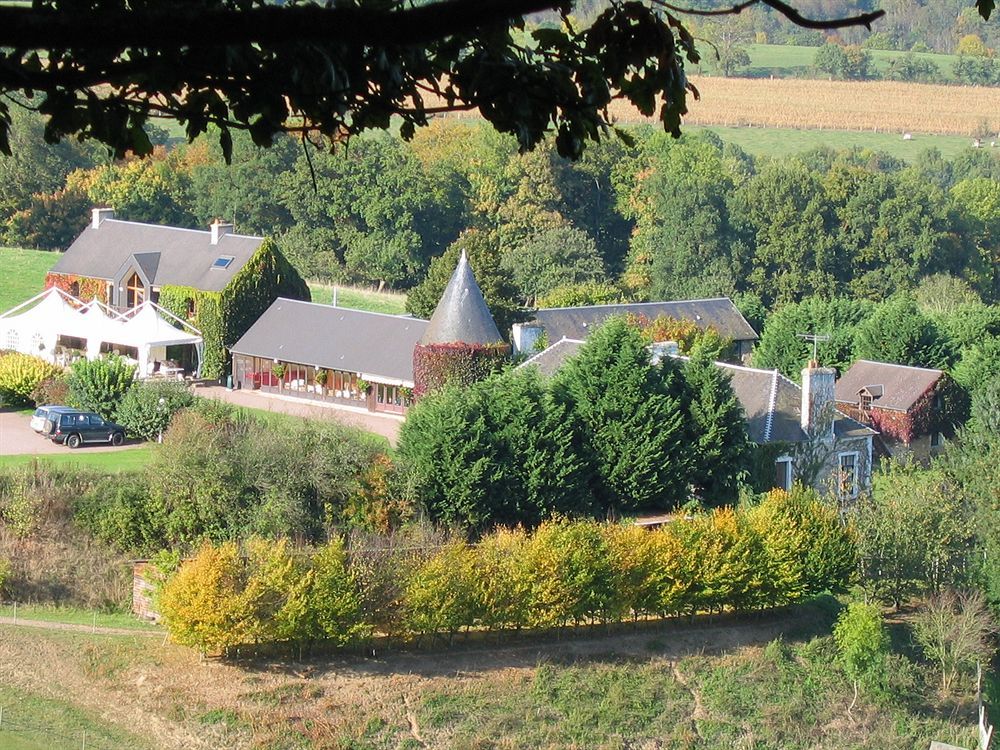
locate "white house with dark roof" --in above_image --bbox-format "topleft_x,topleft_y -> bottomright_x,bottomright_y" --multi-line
44,208 -> 309,378
48,209 -> 267,310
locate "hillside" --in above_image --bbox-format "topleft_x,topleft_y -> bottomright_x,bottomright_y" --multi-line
0,603 -> 980,750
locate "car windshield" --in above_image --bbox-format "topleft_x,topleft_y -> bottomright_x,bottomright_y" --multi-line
33,408 -> 46,417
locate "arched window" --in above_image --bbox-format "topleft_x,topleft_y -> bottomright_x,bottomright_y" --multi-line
5,329 -> 18,351
31,333 -> 45,352
69,281 -> 80,298
126,272 -> 144,308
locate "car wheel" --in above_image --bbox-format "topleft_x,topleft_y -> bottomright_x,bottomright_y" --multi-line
67,433 -> 82,449
111,432 -> 124,446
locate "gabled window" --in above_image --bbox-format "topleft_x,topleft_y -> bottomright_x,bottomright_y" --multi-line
125,271 -> 144,308
212,256 -> 234,269
859,392 -> 873,413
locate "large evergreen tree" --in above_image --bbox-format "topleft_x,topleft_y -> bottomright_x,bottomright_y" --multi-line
853,296 -> 954,369
682,344 -> 753,504
399,369 -> 593,531
552,316 -> 691,513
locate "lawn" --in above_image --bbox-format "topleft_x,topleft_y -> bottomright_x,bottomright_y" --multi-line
0,444 -> 156,472
685,124 -> 974,161
0,246 -> 58,313
308,282 -> 408,315
0,684 -> 154,750
0,603 -> 160,631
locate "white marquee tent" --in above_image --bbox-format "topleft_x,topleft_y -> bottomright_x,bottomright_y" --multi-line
1,287 -> 203,376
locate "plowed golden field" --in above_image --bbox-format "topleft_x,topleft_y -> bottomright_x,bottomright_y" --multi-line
606,76 -> 1000,137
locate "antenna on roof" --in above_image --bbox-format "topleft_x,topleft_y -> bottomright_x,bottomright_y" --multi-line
797,332 -> 830,367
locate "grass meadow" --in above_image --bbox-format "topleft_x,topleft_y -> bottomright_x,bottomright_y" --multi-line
307,282 -> 408,315
0,247 -> 60,313
0,444 -> 157,472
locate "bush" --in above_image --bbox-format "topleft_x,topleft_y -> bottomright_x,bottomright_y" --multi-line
0,352 -> 63,406
160,496 -> 857,653
113,380 -> 194,441
912,590 -> 996,693
29,375 -> 70,406
833,602 -> 890,689
67,354 -> 136,419
0,556 -> 10,597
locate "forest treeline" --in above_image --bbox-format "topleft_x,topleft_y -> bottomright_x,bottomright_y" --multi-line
4,109 -> 1000,318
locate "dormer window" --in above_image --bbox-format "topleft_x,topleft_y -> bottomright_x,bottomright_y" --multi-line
859,392 -> 872,413
212,256 -> 234,269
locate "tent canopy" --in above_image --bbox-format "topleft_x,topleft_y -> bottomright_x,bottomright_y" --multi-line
0,287 -> 203,376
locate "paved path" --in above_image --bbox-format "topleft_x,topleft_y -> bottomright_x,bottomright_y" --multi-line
0,408 -> 143,456
198,386 -> 403,445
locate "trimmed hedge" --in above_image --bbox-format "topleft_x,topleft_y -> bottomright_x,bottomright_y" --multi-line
159,488 -> 855,655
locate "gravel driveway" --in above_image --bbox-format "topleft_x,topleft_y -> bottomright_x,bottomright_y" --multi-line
0,408 -> 142,456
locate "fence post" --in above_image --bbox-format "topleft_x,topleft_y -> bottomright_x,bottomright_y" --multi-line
1,704 -> 4,729
81,730 -> 86,750
12,601 -> 16,625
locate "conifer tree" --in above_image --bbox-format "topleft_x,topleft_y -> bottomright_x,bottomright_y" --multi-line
682,343 -> 753,504
552,316 -> 690,513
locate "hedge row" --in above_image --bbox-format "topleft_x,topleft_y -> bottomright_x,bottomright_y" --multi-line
158,488 -> 855,655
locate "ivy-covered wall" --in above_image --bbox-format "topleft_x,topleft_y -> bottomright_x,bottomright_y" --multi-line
160,238 -> 309,380
747,441 -> 793,493
413,342 -> 510,397
44,273 -> 108,302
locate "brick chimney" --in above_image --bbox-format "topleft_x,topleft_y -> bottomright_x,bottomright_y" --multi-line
91,207 -> 114,229
210,219 -> 233,245
801,360 -> 836,440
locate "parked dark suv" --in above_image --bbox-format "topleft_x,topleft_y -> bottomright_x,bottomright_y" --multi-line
47,411 -> 127,448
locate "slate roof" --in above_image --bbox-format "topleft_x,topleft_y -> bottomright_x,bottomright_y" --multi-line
719,362 -> 875,444
518,337 -> 585,378
527,298 -> 759,344
835,360 -> 944,413
231,299 -> 428,385
419,250 -> 503,345
51,219 -> 264,292
521,338 -> 873,445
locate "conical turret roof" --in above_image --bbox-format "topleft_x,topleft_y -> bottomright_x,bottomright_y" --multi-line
419,250 -> 503,345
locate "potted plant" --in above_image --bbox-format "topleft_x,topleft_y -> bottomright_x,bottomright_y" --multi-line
400,386 -> 413,405
271,362 -> 286,388
357,378 -> 370,399
315,368 -> 328,394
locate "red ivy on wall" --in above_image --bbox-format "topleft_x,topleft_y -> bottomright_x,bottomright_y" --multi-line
838,376 -> 968,445
44,273 -> 108,303
413,342 -> 509,397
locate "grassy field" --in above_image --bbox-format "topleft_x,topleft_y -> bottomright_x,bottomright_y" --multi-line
308,282 -> 408,315
0,444 -> 156,472
608,76 -> 1000,138
0,603 -> 983,750
685,124 -> 974,160
0,247 -> 59,313
710,44 -> 965,82
0,603 -> 160,631
0,683 -> 154,750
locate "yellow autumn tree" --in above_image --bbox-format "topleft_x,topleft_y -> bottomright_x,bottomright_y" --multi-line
404,540 -> 478,641
474,527 -> 532,633
159,541 -> 247,656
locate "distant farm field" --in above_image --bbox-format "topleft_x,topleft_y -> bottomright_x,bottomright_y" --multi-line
608,77 -> 1000,137
684,125 -> 974,160
308,282 -> 408,315
0,247 -> 58,313
697,44 -> 964,83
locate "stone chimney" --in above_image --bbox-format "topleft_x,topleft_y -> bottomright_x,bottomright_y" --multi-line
91,207 -> 114,229
801,360 -> 836,440
210,219 -> 233,245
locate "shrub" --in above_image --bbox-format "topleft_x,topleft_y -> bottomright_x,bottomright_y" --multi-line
158,541 -> 247,655
0,556 -> 10,597
405,540 -> 478,640
912,590 -> 996,693
0,352 -> 62,406
113,380 -> 194,441
834,601 -> 890,708
29,375 -> 70,406
67,354 -> 136,419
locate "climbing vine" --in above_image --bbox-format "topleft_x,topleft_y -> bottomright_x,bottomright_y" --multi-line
413,342 -> 509,397
159,239 -> 308,379
44,273 -> 107,302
